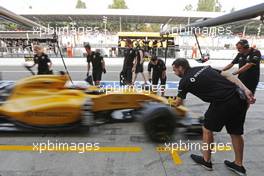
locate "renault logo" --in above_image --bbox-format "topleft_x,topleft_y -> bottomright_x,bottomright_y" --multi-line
190,78 -> 196,82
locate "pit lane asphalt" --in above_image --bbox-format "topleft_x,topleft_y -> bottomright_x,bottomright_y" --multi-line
0,64 -> 263,176
1,65 -> 264,82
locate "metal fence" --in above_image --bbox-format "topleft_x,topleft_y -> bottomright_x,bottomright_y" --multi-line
0,46 -> 180,58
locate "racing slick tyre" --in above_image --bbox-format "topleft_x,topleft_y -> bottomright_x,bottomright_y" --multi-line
140,102 -> 176,143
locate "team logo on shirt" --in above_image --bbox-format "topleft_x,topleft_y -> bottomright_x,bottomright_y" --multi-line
42,56 -> 45,59
246,55 -> 250,61
190,77 -> 196,82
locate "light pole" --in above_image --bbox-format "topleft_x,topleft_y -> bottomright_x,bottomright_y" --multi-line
257,24 -> 262,36
119,17 -> 122,32
103,16 -> 108,36
102,16 -> 108,52
213,0 -> 220,12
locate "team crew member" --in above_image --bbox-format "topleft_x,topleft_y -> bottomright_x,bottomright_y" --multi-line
192,43 -> 198,59
147,56 -> 166,86
122,39 -> 137,85
85,43 -> 106,86
66,42 -> 73,58
222,39 -> 261,94
172,58 -> 255,175
132,47 -> 147,84
29,45 -> 52,75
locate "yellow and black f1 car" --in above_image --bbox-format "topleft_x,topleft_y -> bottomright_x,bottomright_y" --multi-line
0,74 -> 202,142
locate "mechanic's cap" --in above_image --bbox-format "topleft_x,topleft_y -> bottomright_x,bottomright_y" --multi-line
84,42 -> 91,49
151,55 -> 158,61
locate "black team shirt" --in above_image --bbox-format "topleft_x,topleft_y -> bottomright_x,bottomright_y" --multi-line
232,48 -> 261,87
33,53 -> 51,73
87,51 -> 104,71
147,59 -> 166,75
124,48 -> 137,68
177,66 -> 237,103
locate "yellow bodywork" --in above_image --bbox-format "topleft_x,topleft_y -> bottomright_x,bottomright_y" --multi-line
0,75 -> 87,126
0,75 -> 187,127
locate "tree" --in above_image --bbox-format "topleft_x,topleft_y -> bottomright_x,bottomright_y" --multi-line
4,23 -> 18,31
108,0 -> 128,32
108,0 -> 128,9
76,0 -> 86,9
183,4 -> 193,11
197,0 -> 221,12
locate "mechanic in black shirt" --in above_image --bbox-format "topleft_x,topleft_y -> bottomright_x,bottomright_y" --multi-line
172,58 -> 255,175
122,39 -> 137,85
29,45 -> 52,75
132,46 -> 147,85
147,55 -> 166,86
85,43 -> 106,86
222,39 -> 261,94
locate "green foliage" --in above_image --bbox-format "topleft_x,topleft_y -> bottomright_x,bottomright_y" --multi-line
108,0 -> 128,9
6,23 -> 18,31
197,0 -> 221,12
76,0 -> 86,9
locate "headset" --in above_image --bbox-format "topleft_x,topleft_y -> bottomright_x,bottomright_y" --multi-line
236,39 -> 249,49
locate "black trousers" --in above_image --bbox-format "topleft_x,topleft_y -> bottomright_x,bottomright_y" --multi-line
124,67 -> 133,84
152,73 -> 166,85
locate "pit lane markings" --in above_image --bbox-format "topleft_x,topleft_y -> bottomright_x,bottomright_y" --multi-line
0,145 -> 142,153
156,146 -> 233,165
0,145 -> 233,165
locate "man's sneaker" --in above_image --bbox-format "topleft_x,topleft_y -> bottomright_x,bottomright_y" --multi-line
190,154 -> 213,171
224,160 -> 247,176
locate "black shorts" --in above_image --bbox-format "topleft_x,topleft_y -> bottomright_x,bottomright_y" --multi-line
37,70 -> 52,75
92,70 -> 102,82
135,64 -> 144,73
152,75 -> 166,85
243,80 -> 258,95
239,76 -> 259,95
204,93 -> 248,135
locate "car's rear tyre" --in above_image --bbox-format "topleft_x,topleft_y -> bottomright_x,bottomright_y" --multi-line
140,102 -> 176,143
